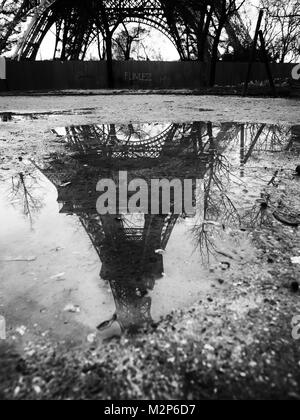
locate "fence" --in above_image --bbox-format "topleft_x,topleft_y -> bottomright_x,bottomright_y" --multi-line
1,60 -> 295,91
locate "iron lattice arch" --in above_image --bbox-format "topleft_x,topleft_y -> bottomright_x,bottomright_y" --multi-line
12,0 -> 251,61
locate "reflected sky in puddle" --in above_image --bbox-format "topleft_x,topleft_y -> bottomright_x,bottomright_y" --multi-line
0,109 -> 96,122
0,121 -> 299,346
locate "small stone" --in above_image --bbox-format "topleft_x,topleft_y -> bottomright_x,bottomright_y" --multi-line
203,344 -> 215,352
33,385 -> 41,395
63,304 -> 81,313
16,326 -> 27,336
87,333 -> 97,344
249,361 -> 257,368
60,182 -> 72,188
155,249 -> 165,255
50,272 -> 66,281
13,386 -> 21,397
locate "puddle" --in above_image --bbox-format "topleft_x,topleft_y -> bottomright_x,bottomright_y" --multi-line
0,121 -> 299,347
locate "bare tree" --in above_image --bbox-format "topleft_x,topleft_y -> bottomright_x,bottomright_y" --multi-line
7,171 -> 44,229
113,24 -> 150,61
209,0 -> 246,86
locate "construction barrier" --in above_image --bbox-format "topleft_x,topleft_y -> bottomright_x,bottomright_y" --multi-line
0,59 -> 295,92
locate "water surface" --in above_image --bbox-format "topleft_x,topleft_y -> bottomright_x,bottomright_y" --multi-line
0,121 -> 299,346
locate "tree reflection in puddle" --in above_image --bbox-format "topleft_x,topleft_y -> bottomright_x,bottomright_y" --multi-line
7,171 -> 45,230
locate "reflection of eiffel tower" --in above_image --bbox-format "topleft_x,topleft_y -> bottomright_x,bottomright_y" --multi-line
37,122 -> 239,333
94,214 -> 178,332
38,124 -> 200,332
60,124 -> 178,159
54,122 -> 213,163
57,177 -> 181,332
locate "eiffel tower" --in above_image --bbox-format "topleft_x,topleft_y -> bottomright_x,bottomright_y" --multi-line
5,0 -> 252,61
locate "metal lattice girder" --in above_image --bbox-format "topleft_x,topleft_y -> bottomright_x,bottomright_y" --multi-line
12,0 -> 58,59
10,0 -> 182,60
9,0 -> 252,60
61,123 -> 203,160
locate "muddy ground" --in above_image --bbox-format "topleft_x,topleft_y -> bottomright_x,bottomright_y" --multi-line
0,94 -> 300,400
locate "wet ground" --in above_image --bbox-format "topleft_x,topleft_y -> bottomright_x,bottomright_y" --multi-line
1,95 -> 300,127
0,96 -> 300,399
0,120 -> 299,346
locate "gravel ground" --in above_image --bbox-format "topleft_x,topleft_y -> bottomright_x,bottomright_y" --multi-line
0,94 -> 299,125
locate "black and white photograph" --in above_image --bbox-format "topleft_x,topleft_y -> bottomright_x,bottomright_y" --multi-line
0,0 -> 300,403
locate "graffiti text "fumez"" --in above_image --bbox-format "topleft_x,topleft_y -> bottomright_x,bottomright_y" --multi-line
125,72 -> 152,82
